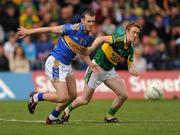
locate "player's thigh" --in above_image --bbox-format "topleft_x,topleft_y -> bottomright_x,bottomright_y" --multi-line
66,74 -> 77,97
52,81 -> 68,99
104,75 -> 127,97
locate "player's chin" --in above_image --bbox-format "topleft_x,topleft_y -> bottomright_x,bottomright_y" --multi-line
88,28 -> 93,31
131,38 -> 136,42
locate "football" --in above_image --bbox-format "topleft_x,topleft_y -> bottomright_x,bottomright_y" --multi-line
145,83 -> 163,100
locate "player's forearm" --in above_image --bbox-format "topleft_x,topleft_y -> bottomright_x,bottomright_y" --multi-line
90,36 -> 111,51
90,37 -> 104,51
79,54 -> 94,67
27,27 -> 51,35
28,26 -> 62,35
128,64 -> 133,72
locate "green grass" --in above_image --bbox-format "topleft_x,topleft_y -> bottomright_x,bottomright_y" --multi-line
0,99 -> 180,135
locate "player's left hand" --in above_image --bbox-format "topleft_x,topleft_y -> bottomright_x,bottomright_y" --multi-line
16,26 -> 29,39
129,68 -> 139,77
90,63 -> 100,75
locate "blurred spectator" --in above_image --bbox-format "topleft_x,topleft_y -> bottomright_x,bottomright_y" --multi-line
41,12 -> 52,27
153,13 -> 169,42
19,0 -> 36,14
113,0 -> 125,24
136,16 -> 153,36
115,21 -> 128,35
169,6 -> 180,27
10,46 -> 30,73
95,0 -> 114,24
143,30 -> 161,55
153,41 -> 171,70
66,0 -> 85,16
35,33 -> 53,69
20,36 -> 37,70
0,3 -> 19,39
142,30 -> 161,70
147,0 -> 161,15
57,3 -> 77,24
169,26 -> 180,59
127,8 -> 138,22
102,17 -> 116,35
19,4 -> 40,29
134,46 -> 147,72
4,31 -> 18,60
0,42 -> 9,71
47,0 -> 60,21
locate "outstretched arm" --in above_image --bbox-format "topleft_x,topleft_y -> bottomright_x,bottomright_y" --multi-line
128,64 -> 139,77
81,36 -> 112,55
17,26 -> 63,39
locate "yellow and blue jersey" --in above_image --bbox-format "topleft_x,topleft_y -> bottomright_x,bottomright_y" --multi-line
50,23 -> 93,65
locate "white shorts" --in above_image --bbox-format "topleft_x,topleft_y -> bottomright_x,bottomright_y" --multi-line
84,60 -> 118,89
45,55 -> 73,82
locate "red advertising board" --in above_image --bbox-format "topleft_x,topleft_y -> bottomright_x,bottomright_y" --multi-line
32,71 -> 180,99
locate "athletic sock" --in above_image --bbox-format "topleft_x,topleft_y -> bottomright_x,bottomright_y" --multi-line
33,93 -> 44,103
49,109 -> 61,120
106,108 -> 119,119
64,103 -> 74,116
68,103 -> 75,111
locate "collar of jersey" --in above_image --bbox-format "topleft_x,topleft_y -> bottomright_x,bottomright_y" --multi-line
79,23 -> 85,31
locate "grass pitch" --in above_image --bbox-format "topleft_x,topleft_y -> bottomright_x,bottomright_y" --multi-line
0,99 -> 180,135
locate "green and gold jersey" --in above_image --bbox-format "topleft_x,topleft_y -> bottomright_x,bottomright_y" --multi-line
94,34 -> 134,70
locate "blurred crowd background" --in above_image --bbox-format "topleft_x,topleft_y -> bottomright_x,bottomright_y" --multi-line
0,0 -> 179,73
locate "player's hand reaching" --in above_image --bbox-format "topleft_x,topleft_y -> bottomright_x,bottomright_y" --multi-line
128,68 -> 139,77
89,63 -> 100,75
17,26 -> 30,39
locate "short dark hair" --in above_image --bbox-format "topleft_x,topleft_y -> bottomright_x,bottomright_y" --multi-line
81,9 -> 95,18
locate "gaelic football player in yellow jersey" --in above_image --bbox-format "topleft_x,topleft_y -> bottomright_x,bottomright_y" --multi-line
61,22 -> 141,123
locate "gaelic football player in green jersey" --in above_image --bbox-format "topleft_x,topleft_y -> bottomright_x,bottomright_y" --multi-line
61,22 -> 141,123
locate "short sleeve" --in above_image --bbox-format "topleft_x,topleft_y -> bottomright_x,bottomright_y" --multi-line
62,23 -> 80,34
62,24 -> 73,34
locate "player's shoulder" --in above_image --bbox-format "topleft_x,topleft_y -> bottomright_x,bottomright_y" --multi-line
111,33 -> 125,42
71,23 -> 81,30
63,23 -> 80,30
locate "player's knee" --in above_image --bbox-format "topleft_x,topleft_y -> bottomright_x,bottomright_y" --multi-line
118,94 -> 128,101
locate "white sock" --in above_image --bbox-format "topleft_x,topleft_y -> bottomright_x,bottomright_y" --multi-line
64,107 -> 70,116
33,93 -> 39,103
49,114 -> 58,121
